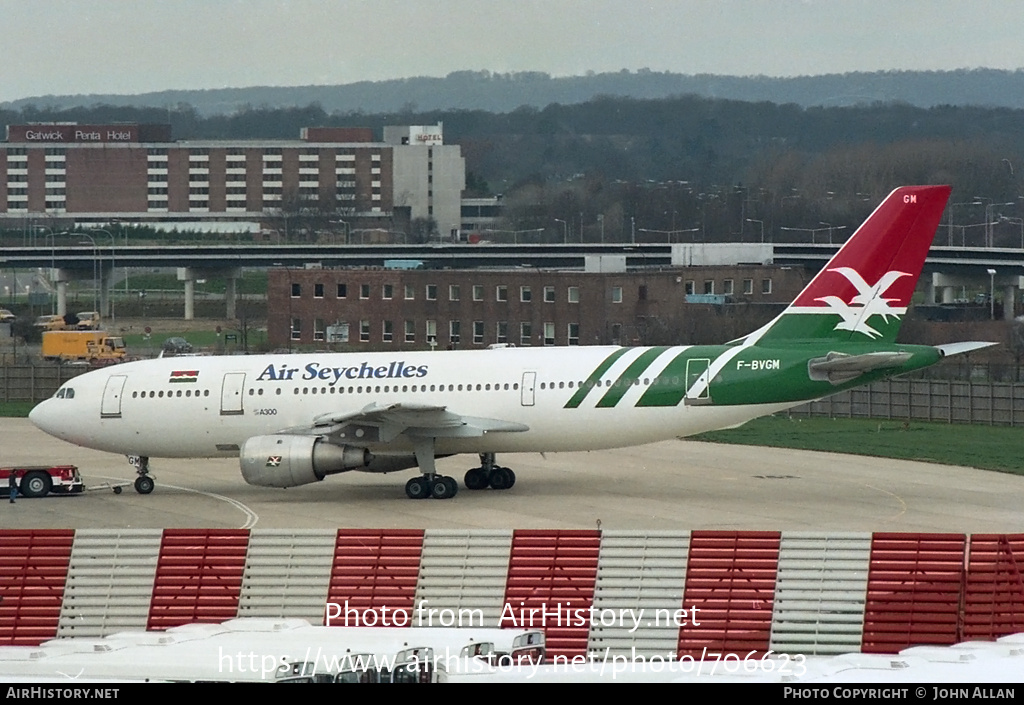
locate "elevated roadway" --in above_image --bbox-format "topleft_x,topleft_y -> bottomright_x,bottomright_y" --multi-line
3,241 -> 1024,272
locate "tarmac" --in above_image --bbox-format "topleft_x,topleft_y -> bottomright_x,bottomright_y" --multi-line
2,418 -> 1022,533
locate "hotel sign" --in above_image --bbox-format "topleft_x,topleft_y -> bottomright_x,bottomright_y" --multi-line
8,124 -> 139,143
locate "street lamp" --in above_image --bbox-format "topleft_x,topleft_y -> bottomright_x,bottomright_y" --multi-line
948,200 -> 983,245
554,219 -> 567,244
987,268 -> 996,320
90,228 -> 116,324
983,201 -> 1014,247
79,234 -> 99,314
819,222 -> 847,244
746,218 -> 765,243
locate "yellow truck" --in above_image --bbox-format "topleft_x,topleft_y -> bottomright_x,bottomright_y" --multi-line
41,331 -> 126,364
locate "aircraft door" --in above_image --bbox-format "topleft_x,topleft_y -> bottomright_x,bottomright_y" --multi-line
685,358 -> 711,402
101,375 -> 128,419
521,371 -> 536,406
220,372 -> 246,416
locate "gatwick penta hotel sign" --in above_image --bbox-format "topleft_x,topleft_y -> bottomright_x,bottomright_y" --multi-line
7,124 -> 140,143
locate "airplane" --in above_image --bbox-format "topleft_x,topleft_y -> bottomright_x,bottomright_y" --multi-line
29,185 -> 993,500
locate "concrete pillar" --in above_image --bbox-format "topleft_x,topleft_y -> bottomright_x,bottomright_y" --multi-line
941,286 -> 955,304
53,268 -> 70,317
177,268 -> 196,321
925,278 -> 936,305
183,279 -> 195,320
98,264 -> 113,320
1003,284 -> 1017,321
225,276 -> 237,320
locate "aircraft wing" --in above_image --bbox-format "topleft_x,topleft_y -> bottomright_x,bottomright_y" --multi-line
279,402 -> 529,444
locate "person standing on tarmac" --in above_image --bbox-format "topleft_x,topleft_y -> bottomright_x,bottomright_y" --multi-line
8,472 -> 16,503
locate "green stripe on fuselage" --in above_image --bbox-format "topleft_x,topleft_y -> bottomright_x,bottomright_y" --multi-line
595,346 -> 670,408
636,346 -> 730,407
563,347 -> 631,408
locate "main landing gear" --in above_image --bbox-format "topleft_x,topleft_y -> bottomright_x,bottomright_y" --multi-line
405,475 -> 458,500
132,456 -> 156,495
404,444 -> 516,500
464,453 -> 516,491
405,439 -> 459,500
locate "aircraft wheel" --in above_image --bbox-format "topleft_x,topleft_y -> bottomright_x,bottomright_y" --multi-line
431,476 -> 457,499
21,471 -> 52,498
464,468 -> 488,490
503,468 -> 516,489
134,476 -> 155,495
489,467 -> 513,491
405,476 -> 429,499
444,476 -> 458,497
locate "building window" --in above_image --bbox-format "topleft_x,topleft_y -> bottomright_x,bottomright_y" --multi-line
543,286 -> 555,303
426,320 -> 437,344
290,318 -> 301,341
496,285 -> 508,302
568,323 -> 580,346
568,286 -> 580,303
450,320 -> 461,344
360,320 -> 370,342
743,279 -> 754,295
405,320 -> 416,342
685,281 -> 695,295
449,284 -> 460,301
360,284 -> 370,299
382,320 -> 393,342
473,285 -> 484,301
762,278 -> 772,294
426,284 -> 438,301
337,283 -> 347,298
314,318 -> 325,341
520,286 -> 532,303
496,321 -> 508,344
639,285 -> 648,301
723,279 -> 734,295
704,280 -> 714,295
611,323 -> 622,345
405,284 -> 415,300
383,284 -> 393,300
473,321 -> 484,345
314,283 -> 324,299
611,286 -> 622,303
291,283 -> 301,298
520,322 -> 532,346
544,322 -> 555,346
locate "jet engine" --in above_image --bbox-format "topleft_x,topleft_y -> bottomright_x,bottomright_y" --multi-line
240,434 -> 371,488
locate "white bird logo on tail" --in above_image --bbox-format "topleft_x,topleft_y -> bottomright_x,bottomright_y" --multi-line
814,267 -> 910,339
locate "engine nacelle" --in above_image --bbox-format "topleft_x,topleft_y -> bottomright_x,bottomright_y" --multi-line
240,434 -> 371,488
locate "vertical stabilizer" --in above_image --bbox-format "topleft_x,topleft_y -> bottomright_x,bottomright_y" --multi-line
750,185 -> 951,346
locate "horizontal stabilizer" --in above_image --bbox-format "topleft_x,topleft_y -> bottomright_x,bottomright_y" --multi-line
808,351 -> 912,384
935,341 -> 998,357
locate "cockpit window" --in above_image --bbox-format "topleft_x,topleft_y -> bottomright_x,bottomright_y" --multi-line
55,388 -> 75,399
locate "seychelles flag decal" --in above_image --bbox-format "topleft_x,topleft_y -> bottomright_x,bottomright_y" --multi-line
169,370 -> 199,383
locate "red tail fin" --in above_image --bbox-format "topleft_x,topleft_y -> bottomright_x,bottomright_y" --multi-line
752,185 -> 951,345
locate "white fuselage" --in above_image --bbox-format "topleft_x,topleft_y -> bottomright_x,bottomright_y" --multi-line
29,346 -> 793,463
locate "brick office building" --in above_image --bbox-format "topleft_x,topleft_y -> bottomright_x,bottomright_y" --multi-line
268,264 -> 810,350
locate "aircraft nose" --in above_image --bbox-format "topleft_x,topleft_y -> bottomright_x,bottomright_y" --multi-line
29,399 -> 62,438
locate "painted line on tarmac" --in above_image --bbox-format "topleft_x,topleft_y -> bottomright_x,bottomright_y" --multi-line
91,474 -> 260,529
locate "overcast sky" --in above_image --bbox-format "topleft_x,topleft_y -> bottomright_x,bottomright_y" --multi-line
4,0 -> 1024,103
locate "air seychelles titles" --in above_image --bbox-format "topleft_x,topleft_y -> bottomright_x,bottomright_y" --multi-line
256,360 -> 429,385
